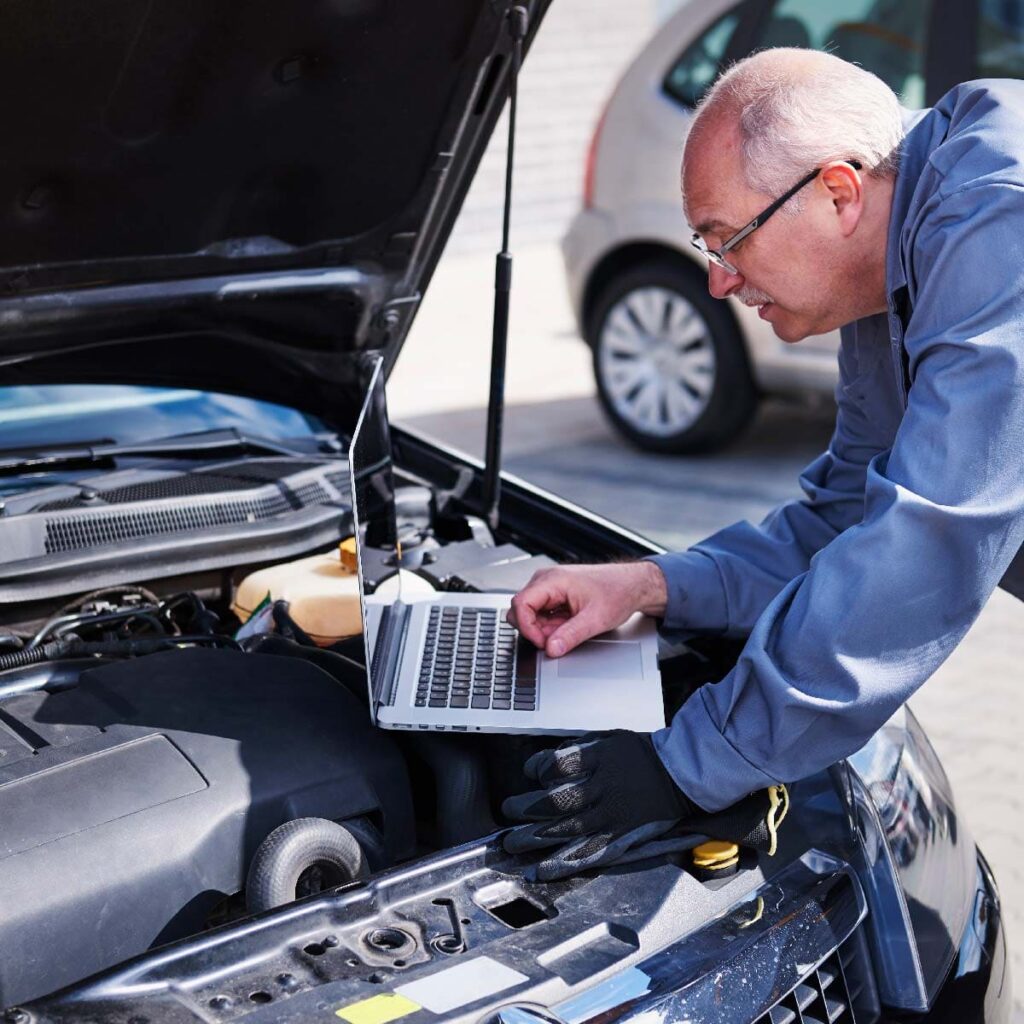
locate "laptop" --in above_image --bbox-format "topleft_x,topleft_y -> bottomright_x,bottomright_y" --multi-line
350,356 -> 665,735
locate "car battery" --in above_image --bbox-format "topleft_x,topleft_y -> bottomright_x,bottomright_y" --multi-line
446,554 -> 558,593
413,539 -> 535,588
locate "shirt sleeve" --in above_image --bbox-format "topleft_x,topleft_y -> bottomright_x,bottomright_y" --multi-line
655,183 -> 1024,812
649,315 -> 896,636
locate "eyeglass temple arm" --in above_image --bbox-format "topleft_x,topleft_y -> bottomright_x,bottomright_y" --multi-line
722,160 -> 863,254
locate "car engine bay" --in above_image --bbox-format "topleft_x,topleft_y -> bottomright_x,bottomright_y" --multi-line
0,459 -> 729,1007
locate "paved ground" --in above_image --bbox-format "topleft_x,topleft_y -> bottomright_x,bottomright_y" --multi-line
392,242 -> 1024,1015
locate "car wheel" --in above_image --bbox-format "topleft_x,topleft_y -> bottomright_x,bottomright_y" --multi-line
588,260 -> 757,453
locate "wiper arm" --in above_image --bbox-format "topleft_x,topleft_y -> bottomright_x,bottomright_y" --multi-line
0,429 -> 313,477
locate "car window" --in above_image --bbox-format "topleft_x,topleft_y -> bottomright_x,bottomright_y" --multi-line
754,0 -> 931,107
976,0 -> 1024,77
0,385 -> 322,450
663,5 -> 744,107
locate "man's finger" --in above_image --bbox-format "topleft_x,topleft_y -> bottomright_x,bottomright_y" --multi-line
545,607 -> 604,658
509,580 -> 569,649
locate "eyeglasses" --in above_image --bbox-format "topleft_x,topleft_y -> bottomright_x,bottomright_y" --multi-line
690,160 -> 862,275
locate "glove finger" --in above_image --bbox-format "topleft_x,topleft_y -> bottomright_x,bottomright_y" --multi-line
608,832 -> 709,868
559,819 -> 674,866
502,821 -> 575,855
534,819 -> 688,881
522,805 -> 600,841
501,787 -> 555,822
503,775 -> 598,821
531,736 -> 602,787
534,831 -> 617,881
533,818 -> 701,881
502,800 -> 599,851
521,747 -> 558,783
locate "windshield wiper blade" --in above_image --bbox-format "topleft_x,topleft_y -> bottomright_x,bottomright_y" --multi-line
0,429 -> 313,477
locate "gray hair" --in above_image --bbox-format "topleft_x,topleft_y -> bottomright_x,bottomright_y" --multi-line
693,48 -> 905,204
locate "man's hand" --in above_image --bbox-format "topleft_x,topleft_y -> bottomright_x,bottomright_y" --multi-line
501,731 -> 694,879
501,732 -> 791,881
507,562 -> 667,657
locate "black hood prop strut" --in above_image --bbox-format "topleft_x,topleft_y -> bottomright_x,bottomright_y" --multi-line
481,4 -> 528,532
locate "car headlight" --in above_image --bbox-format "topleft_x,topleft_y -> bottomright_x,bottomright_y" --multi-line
841,705 -> 977,1011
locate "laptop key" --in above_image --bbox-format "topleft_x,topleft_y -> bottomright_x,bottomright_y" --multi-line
492,699 -> 511,710
451,696 -> 469,708
471,696 -> 490,709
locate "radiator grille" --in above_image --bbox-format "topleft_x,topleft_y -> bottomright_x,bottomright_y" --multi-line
755,927 -> 878,1024
44,494 -> 293,553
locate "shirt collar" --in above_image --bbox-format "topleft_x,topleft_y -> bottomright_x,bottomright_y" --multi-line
886,103 -> 946,296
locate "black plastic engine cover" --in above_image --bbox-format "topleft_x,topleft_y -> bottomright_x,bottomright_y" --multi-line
0,648 -> 414,1006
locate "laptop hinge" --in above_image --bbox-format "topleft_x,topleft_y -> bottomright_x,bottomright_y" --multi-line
371,599 -> 410,710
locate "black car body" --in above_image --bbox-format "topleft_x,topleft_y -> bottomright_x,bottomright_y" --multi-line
0,1 -> 1010,1021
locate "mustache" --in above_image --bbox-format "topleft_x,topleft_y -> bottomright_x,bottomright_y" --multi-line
736,286 -> 775,306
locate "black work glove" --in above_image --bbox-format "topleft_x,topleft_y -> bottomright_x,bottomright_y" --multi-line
501,731 -> 791,881
501,731 -> 697,879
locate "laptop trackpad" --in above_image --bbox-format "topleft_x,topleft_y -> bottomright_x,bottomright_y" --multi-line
556,640 -> 644,680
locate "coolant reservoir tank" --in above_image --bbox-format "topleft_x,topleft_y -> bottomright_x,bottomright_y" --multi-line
233,541 -> 363,646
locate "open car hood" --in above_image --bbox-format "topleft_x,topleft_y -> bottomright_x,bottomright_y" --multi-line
0,0 -> 549,427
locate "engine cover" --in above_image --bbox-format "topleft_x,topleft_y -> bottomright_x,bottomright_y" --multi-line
0,648 -> 414,1006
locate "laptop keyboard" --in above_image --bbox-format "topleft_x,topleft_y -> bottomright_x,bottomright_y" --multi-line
415,606 -> 537,711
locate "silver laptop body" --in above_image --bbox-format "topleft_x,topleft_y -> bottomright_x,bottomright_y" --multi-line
350,357 -> 665,736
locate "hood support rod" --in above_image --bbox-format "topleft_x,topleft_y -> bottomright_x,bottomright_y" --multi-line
482,4 -> 528,533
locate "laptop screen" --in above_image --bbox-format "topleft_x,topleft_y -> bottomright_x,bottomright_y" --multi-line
348,355 -> 401,711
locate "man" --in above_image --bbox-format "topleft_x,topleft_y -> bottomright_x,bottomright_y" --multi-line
502,48 -> 1024,879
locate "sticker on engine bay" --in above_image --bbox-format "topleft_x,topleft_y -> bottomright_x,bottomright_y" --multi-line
335,992 -> 421,1024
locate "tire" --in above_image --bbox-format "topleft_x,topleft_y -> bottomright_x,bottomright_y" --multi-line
587,259 -> 758,454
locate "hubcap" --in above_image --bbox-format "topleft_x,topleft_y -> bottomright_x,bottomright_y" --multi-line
597,285 -> 716,438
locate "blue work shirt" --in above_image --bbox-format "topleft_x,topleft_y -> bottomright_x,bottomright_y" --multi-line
650,80 -> 1024,813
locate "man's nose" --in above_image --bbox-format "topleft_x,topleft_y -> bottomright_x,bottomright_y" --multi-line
707,262 -> 743,299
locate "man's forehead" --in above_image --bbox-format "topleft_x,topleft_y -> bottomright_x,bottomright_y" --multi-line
682,114 -> 746,230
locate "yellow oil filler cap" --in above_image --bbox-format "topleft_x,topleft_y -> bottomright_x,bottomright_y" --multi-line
339,536 -> 358,573
692,839 -> 740,881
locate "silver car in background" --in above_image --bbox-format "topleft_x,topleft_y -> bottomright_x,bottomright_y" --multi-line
563,0 -> 1024,452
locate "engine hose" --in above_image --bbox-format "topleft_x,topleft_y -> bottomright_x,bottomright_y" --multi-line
0,634 -> 238,672
245,818 -> 368,914
0,640 -> 76,672
0,659 -> 113,701
408,735 -> 497,847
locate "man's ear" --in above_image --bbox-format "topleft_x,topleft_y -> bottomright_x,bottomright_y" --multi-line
819,161 -> 864,237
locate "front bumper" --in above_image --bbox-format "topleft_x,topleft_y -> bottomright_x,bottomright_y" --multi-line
10,842 -> 1010,1024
